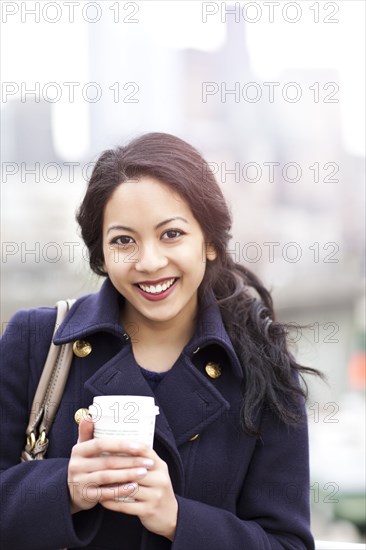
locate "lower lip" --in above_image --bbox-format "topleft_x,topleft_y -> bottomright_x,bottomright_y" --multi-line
134,279 -> 179,302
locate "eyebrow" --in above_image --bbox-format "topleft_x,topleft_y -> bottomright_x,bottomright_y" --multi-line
106,217 -> 189,235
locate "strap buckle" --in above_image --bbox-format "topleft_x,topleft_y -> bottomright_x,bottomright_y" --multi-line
26,432 -> 36,450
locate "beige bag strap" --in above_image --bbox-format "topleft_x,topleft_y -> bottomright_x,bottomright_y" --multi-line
22,299 -> 76,461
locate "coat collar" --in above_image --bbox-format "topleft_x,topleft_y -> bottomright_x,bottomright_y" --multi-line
54,278 -> 243,379
54,278 -> 127,343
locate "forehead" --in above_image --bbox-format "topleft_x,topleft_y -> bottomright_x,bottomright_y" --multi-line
111,176 -> 181,202
103,176 -> 194,224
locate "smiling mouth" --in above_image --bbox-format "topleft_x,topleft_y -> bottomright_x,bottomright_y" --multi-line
135,278 -> 178,295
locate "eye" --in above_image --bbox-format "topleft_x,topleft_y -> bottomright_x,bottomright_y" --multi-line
110,235 -> 135,246
161,229 -> 185,240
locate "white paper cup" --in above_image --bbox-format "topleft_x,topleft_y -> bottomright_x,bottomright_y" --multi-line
89,395 -> 159,448
89,395 -> 159,502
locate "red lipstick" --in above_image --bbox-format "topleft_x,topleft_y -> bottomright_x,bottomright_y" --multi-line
134,277 -> 179,302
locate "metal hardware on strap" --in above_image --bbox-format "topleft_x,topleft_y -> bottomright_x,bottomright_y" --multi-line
26,432 -> 36,451
22,299 -> 76,461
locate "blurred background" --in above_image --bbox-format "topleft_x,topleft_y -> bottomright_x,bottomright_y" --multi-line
1,0 -> 365,542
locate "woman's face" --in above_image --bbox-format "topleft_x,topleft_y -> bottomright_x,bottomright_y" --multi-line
102,176 -> 216,329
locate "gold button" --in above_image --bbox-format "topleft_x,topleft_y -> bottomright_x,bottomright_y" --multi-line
205,362 -> 222,379
189,434 -> 200,441
74,408 -> 90,425
72,339 -> 92,358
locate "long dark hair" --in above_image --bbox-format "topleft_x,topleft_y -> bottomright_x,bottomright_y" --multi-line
76,132 -> 323,435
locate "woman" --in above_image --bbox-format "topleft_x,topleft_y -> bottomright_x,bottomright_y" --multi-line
0,132 -> 321,549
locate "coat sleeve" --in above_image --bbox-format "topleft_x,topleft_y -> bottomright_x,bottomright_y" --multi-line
171,402 -> 315,550
0,309 -> 103,550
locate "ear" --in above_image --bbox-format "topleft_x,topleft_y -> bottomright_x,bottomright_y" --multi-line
205,243 -> 217,262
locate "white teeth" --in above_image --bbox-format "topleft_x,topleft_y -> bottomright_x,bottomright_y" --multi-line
138,278 -> 176,294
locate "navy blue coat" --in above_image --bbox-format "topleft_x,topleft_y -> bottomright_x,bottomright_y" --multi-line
0,278 -> 314,550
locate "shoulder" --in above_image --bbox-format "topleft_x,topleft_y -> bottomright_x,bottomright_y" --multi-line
1,306 -> 57,343
1,307 -> 59,380
1,289 -> 99,343
1,280 -> 115,350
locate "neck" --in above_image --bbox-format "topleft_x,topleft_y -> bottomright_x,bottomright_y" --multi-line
120,302 -> 198,373
120,302 -> 198,350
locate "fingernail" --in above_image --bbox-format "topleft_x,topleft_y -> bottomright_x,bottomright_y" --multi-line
128,442 -> 141,451
136,468 -> 147,477
142,458 -> 154,467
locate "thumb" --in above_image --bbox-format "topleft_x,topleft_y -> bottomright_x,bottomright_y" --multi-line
77,417 -> 94,443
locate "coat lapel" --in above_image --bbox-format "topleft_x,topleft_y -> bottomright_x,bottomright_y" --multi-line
154,354 -> 230,446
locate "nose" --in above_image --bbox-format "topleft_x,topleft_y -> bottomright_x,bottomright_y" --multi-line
134,241 -> 168,273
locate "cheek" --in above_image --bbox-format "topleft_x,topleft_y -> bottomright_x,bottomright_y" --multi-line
180,243 -> 207,277
104,246 -> 139,273
102,243 -> 112,265
103,244 -> 121,270
182,240 -> 207,263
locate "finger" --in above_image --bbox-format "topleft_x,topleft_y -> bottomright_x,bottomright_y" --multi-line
101,498 -> 144,514
90,466 -> 148,487
75,454 -> 155,473
74,437 -> 152,458
99,481 -> 141,503
77,417 -> 94,443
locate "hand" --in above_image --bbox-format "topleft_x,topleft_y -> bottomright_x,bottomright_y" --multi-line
67,419 -> 155,515
100,442 -> 178,541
